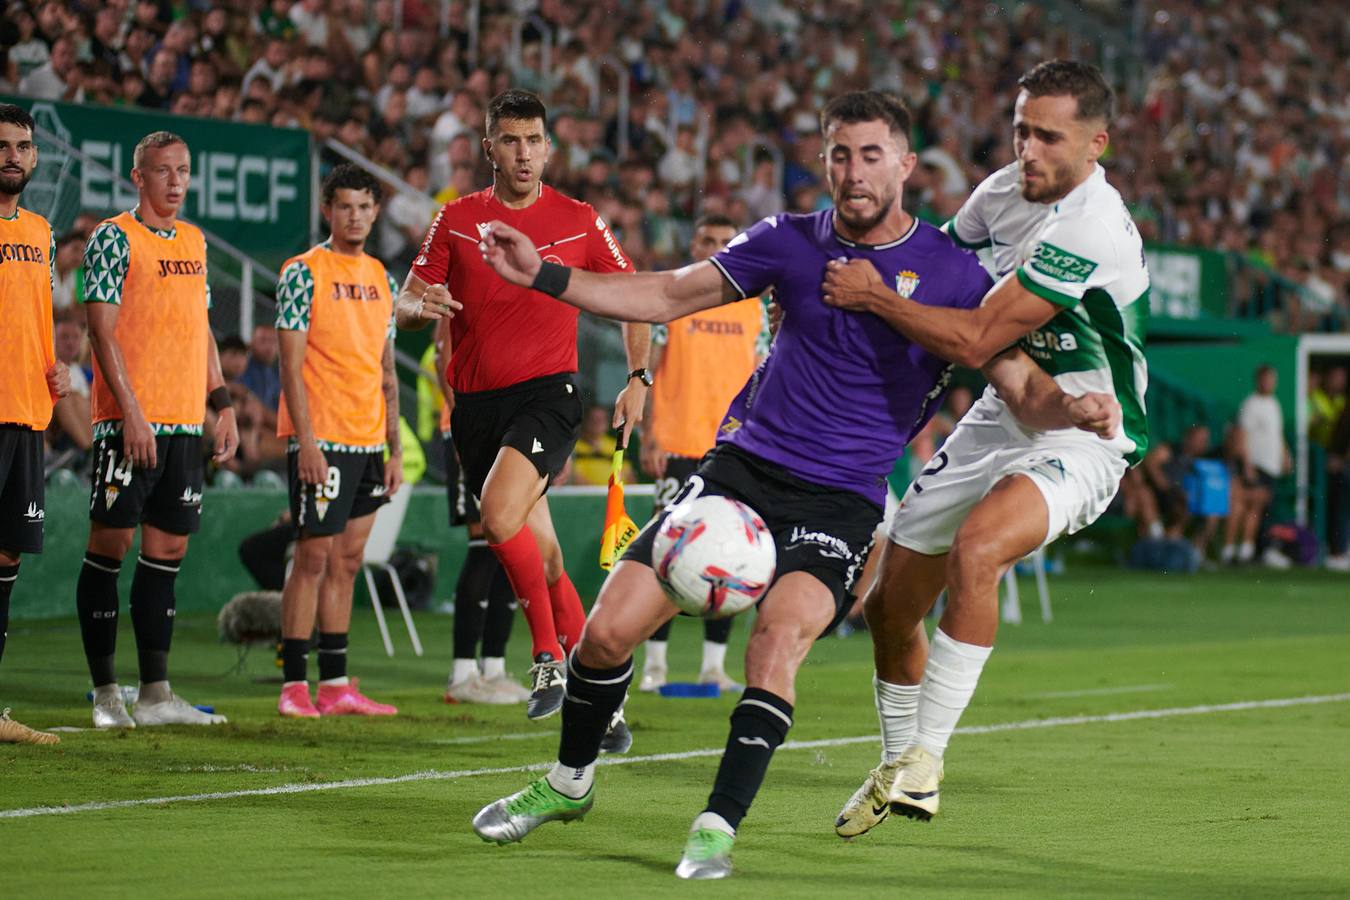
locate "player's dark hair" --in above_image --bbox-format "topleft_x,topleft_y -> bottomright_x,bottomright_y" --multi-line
695,213 -> 738,232
0,103 -> 35,134
1017,60 -> 1115,124
485,89 -> 547,136
218,334 -> 248,354
133,130 -> 187,168
321,162 -> 382,206
820,91 -> 911,145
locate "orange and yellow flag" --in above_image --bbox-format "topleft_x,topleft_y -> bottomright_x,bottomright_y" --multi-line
599,444 -> 640,570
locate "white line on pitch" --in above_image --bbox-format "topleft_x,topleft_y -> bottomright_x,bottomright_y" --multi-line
3,692 -> 1347,821
1031,683 -> 1172,699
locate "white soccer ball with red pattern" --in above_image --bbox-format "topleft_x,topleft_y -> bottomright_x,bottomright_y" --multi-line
651,495 -> 776,619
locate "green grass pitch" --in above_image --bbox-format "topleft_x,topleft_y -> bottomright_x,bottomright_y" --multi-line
3,564 -> 1349,898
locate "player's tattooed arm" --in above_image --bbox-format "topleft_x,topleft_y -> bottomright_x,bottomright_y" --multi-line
382,339 -> 403,495
478,220 -> 736,322
983,347 -> 1120,439
822,262 -> 1061,368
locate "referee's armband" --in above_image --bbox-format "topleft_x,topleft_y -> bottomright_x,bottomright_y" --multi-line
531,262 -> 572,299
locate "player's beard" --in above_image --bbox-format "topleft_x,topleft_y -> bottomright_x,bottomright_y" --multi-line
1019,160 -> 1075,203
833,185 -> 896,236
0,166 -> 33,197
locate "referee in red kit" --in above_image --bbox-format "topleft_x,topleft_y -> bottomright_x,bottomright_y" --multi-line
398,89 -> 649,720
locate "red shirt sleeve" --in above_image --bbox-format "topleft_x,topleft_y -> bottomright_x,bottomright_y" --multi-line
583,207 -> 632,274
410,204 -> 454,285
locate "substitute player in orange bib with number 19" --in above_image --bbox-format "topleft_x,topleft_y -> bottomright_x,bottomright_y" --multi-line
397,89 -> 649,721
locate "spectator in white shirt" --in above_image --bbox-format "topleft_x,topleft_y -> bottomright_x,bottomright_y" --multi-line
1225,364 -> 1290,564
18,35 -> 77,100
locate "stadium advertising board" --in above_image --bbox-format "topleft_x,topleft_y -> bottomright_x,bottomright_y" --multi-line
2,94 -> 310,267
1144,243 -> 1227,320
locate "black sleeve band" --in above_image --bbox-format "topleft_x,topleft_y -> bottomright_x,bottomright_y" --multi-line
530,261 -> 572,299
209,385 -> 233,412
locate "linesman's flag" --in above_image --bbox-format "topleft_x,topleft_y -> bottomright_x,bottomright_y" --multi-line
599,443 -> 639,571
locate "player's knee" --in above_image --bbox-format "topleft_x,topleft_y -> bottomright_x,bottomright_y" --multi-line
576,619 -> 634,668
947,528 -> 1005,584
331,546 -> 364,581
87,528 -> 134,560
292,538 -> 330,578
480,507 -> 526,545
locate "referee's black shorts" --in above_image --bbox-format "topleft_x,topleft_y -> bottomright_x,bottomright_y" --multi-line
450,373 -> 582,499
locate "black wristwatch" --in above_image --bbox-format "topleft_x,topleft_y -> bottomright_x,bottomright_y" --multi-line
628,367 -> 654,387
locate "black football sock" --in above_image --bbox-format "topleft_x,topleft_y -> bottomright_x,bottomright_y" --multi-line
77,553 -> 123,687
452,542 -> 496,659
481,562 -> 516,660
317,632 -> 348,681
556,652 -> 633,770
704,688 -> 794,830
130,555 -> 180,685
704,616 -> 733,644
282,638 -> 310,683
0,563 -> 16,665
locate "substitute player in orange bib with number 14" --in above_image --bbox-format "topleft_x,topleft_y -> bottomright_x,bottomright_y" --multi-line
397,90 -> 649,721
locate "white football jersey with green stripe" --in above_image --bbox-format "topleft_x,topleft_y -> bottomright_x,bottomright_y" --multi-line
946,163 -> 1150,464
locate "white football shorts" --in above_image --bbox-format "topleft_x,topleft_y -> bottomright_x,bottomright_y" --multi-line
887,420 -> 1127,555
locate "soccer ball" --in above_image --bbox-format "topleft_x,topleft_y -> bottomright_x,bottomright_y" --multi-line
651,495 -> 776,619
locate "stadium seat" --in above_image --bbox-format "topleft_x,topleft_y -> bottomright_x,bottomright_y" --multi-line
361,482 -> 424,657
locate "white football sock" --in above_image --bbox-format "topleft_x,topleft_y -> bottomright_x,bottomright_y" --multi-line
913,629 -> 993,759
701,640 -> 728,673
481,657 -> 506,680
1239,542 -> 1255,562
691,810 -> 735,837
546,761 -> 595,799
451,658 -> 479,685
644,639 -> 668,671
874,675 -> 922,763
1221,544 -> 1236,562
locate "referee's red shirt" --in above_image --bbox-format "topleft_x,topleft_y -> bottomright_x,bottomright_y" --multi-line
410,185 -> 632,393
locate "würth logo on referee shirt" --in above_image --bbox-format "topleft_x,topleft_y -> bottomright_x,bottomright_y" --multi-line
330,282 -> 383,301
0,242 -> 46,266
156,259 -> 205,277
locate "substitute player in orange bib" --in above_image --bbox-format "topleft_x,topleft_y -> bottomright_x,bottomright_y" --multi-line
273,164 -> 404,718
397,89 -> 649,720
76,131 -> 238,728
0,103 -> 69,746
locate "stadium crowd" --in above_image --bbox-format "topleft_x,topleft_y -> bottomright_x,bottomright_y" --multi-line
2,0 -> 1348,328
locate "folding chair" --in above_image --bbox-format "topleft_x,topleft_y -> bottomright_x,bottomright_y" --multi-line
999,547 -> 1053,624
361,483 -> 424,656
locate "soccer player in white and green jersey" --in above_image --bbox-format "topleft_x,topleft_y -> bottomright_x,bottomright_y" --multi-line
823,60 -> 1149,835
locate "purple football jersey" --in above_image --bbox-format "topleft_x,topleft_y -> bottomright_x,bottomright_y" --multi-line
710,210 -> 992,505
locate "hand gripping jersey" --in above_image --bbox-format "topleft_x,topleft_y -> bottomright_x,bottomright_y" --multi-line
946,163 -> 1150,463
710,211 -> 993,506
0,208 -> 56,430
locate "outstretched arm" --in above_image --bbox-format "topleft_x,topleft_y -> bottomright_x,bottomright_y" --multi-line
824,262 -> 1061,369
982,348 -> 1121,439
478,221 -> 737,322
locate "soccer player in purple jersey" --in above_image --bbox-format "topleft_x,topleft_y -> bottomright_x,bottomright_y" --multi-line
467,92 -> 1121,879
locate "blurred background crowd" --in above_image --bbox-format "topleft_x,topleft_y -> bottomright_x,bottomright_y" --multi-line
3,0 -> 1348,323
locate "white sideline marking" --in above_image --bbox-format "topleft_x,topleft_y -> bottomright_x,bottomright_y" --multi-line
1031,683 -> 1172,699
3,692 -> 1347,821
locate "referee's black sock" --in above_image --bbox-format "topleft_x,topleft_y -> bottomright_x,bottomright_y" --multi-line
77,553 -> 123,687
557,652 -> 632,769
130,555 -> 180,685
0,563 -> 17,665
705,688 -> 794,831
